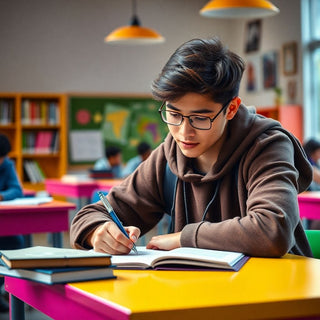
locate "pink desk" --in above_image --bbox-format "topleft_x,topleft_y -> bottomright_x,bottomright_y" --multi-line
0,200 -> 76,247
96,179 -> 123,191
298,191 -> 320,220
45,179 -> 99,199
5,255 -> 320,320
45,178 -> 123,207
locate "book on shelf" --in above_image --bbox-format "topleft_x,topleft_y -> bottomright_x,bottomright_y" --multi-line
23,160 -> 45,183
0,264 -> 115,285
23,131 -> 58,154
21,99 -> 60,125
0,246 -> 112,269
0,99 -> 14,124
111,246 -> 249,271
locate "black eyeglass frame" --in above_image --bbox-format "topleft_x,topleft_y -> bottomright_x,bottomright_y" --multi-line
158,98 -> 233,130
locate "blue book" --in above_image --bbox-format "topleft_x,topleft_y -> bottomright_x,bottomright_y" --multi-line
0,264 -> 116,285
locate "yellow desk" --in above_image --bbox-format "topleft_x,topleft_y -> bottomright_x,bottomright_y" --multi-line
5,255 -> 320,320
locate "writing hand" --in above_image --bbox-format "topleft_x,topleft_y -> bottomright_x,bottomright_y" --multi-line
89,221 -> 140,254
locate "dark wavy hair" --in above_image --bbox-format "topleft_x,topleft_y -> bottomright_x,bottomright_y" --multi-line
0,134 -> 11,157
151,37 -> 245,105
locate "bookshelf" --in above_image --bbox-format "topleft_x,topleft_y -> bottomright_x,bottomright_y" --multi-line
0,93 -> 67,190
256,105 -> 303,142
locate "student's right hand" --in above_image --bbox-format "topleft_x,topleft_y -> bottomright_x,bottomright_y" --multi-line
88,221 -> 140,254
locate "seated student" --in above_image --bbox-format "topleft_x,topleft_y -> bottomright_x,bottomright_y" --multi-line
122,142 -> 152,177
303,138 -> 320,230
0,134 -> 24,312
70,37 -> 313,258
303,138 -> 320,191
93,145 -> 123,178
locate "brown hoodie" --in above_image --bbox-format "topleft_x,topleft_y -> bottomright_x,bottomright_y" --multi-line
70,105 -> 313,257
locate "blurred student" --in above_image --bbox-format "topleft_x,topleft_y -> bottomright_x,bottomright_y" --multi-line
93,146 -> 123,178
0,134 -> 24,312
122,142 -> 152,177
303,138 -> 320,230
303,138 -> 320,191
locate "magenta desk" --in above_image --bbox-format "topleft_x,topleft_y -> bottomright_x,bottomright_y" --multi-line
0,200 -> 76,247
96,179 -> 123,191
298,191 -> 320,227
45,179 -> 99,201
45,178 -> 123,207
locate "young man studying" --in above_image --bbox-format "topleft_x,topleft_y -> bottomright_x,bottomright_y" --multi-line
70,37 -> 313,258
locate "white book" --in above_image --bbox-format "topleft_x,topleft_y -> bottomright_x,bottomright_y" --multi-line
111,246 -> 249,271
0,196 -> 53,206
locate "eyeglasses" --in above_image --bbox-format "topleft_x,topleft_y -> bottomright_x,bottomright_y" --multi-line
158,99 -> 232,130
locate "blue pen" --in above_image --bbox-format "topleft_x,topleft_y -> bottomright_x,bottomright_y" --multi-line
98,192 -> 138,254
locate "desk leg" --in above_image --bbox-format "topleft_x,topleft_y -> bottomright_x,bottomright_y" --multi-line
10,294 -> 25,320
52,232 -> 63,248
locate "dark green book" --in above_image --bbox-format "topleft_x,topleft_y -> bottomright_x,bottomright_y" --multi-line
0,246 -> 111,269
0,264 -> 115,285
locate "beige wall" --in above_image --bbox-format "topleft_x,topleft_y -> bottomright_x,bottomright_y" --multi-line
0,0 -> 301,107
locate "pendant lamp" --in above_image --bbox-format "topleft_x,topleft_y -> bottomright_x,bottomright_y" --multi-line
200,0 -> 280,18
105,0 -> 164,44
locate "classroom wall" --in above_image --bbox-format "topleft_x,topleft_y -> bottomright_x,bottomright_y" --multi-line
0,0 -> 301,108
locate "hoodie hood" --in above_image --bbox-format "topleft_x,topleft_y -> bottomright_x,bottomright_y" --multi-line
164,104 -> 312,191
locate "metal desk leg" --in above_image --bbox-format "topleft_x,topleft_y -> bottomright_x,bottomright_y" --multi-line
52,232 -> 63,248
10,294 -> 25,320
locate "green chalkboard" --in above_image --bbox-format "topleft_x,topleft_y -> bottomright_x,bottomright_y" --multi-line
68,95 -> 168,165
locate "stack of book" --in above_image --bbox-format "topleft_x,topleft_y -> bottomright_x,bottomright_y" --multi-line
0,246 -> 115,285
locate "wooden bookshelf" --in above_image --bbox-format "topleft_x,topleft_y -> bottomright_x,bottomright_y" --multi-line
0,93 -> 67,190
256,105 -> 303,142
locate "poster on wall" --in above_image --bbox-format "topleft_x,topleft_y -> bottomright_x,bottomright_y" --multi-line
282,42 -> 297,76
245,20 -> 261,53
262,51 -> 278,89
69,130 -> 104,162
245,55 -> 261,92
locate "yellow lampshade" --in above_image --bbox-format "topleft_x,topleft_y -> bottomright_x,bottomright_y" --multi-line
105,25 -> 164,44
200,0 -> 280,18
104,0 -> 164,45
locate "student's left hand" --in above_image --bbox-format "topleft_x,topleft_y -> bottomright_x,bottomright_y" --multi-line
146,232 -> 181,250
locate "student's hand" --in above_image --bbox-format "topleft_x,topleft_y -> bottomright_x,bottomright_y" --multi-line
88,221 -> 140,254
146,232 -> 181,251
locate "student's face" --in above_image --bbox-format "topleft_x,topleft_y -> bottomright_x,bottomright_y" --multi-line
166,93 -> 240,167
109,153 -> 122,167
0,156 -> 5,166
312,148 -> 320,162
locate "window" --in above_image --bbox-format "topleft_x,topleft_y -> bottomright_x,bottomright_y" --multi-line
302,0 -> 320,139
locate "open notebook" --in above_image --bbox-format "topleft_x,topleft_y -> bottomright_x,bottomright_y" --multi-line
111,246 -> 249,271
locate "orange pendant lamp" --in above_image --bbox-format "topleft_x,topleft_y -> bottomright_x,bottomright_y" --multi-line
105,0 -> 164,44
200,0 -> 280,18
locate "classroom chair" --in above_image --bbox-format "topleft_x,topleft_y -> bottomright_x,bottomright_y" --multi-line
305,230 -> 320,259
91,189 -> 108,203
